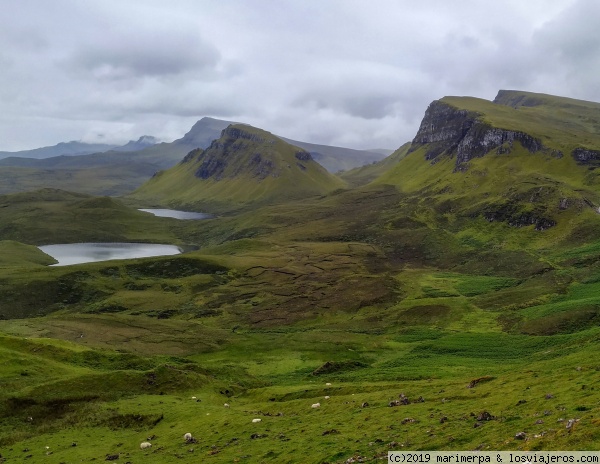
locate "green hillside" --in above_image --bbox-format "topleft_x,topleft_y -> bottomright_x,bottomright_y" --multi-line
130,124 -> 346,212
374,91 -> 600,250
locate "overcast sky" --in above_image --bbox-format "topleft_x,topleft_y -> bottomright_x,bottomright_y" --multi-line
0,0 -> 597,151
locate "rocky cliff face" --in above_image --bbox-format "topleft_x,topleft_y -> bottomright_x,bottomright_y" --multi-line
410,100 -> 561,171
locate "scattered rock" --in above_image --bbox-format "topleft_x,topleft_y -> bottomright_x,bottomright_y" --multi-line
440,416 -> 448,424
345,456 -> 367,463
545,393 -> 554,399
566,419 -> 579,429
516,399 -> 527,406
559,198 -> 570,210
105,455 -> 120,461
515,432 -> 527,440
476,411 -> 494,421
322,429 -> 340,436
467,376 -> 494,388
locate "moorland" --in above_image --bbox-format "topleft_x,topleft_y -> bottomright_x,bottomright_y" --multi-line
0,90 -> 599,463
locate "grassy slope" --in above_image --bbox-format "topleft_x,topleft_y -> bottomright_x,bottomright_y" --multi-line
0,164 -> 159,196
340,142 -> 411,187
0,189 -> 182,246
0,197 -> 599,460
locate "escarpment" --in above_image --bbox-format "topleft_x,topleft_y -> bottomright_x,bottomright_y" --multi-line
409,100 -> 561,171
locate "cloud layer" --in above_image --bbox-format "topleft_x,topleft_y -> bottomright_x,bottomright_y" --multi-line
1,0 -> 598,151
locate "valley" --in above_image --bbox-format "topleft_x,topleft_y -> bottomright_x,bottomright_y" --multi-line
0,90 -> 599,463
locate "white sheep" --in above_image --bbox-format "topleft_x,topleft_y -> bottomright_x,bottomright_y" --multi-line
252,418 -> 262,423
311,402 -> 321,409
140,442 -> 152,450
224,403 -> 230,408
325,382 -> 332,386
324,396 -> 330,399
184,433 -> 193,442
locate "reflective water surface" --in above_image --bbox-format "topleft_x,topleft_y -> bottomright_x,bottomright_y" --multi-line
39,243 -> 181,266
139,209 -> 212,220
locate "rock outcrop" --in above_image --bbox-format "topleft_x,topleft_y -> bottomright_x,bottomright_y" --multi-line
572,147 -> 600,166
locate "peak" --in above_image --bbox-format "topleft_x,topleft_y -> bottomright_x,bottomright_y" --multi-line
187,117 -> 235,131
178,118 -> 236,149
136,135 -> 159,144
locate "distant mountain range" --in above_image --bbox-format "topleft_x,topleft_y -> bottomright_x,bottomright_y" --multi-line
0,118 -> 391,196
0,136 -> 159,160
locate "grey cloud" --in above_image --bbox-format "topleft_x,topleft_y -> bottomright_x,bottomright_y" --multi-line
68,31 -> 221,80
0,0 -> 593,152
535,0 -> 600,65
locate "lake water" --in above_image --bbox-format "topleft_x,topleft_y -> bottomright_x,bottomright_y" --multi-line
139,208 -> 212,220
39,243 -> 182,266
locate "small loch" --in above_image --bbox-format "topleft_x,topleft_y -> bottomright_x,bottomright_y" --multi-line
139,209 -> 212,220
39,243 -> 181,266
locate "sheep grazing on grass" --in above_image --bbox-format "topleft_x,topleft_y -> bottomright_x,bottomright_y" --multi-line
224,403 -> 230,408
311,403 -> 321,409
324,396 -> 330,400
140,442 -> 152,450
252,418 -> 262,423
325,383 -> 332,386
184,432 -> 197,443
